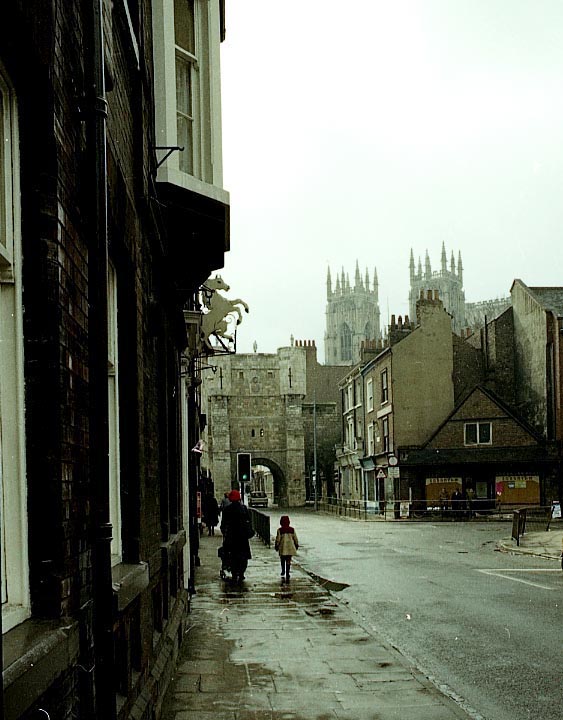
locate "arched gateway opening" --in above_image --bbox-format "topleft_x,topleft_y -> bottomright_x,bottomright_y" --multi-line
250,458 -> 288,507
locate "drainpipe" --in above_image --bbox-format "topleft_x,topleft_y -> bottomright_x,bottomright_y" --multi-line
84,1 -> 116,718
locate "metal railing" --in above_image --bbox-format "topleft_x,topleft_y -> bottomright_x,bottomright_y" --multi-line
316,497 -> 554,522
249,508 -> 271,546
511,505 -> 554,545
317,497 -> 371,519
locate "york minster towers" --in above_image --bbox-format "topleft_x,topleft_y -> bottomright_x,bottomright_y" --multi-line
409,244 -> 467,333
324,262 -> 381,365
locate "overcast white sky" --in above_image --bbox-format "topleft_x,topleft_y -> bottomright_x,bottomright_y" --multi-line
218,1 -> 563,358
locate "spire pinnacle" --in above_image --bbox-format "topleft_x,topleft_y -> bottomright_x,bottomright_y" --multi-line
355,260 -> 361,289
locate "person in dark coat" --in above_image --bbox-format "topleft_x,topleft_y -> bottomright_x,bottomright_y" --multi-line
220,489 -> 254,582
202,493 -> 219,536
219,492 -> 231,514
451,487 -> 463,521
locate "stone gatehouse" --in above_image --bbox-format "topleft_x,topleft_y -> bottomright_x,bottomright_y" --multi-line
201,341 -> 349,506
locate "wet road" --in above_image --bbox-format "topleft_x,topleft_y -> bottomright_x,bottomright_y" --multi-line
267,511 -> 563,720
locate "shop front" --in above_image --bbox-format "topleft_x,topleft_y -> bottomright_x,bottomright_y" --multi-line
403,448 -> 551,514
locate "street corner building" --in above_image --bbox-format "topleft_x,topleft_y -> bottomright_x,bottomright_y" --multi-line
0,1 -> 229,719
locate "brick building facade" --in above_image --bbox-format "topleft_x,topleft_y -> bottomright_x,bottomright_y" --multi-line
1,1 -> 228,718
337,284 -> 560,511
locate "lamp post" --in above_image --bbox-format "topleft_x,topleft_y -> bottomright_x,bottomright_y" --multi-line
313,390 -> 318,510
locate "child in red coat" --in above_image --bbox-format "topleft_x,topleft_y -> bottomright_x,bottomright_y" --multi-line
274,515 -> 299,581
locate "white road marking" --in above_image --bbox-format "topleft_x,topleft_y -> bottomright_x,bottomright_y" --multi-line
477,568 -> 560,590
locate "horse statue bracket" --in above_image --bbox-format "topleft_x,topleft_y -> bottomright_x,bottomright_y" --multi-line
199,275 -> 249,353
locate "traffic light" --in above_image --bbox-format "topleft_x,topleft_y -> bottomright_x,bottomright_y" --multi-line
237,452 -> 252,484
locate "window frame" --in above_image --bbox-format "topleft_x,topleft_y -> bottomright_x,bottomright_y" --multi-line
382,416 -> 390,453
175,0 -> 201,177
366,378 -> 373,412
346,416 -> 354,449
0,75 -> 15,269
464,421 -> 492,446
0,65 -> 30,632
381,368 -> 388,404
340,324 -> 352,362
367,422 -> 374,456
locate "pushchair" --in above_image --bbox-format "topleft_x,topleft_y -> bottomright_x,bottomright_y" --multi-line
218,542 -> 247,582
218,544 -> 230,580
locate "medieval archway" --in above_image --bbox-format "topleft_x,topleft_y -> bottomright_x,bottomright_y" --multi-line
250,457 -> 288,508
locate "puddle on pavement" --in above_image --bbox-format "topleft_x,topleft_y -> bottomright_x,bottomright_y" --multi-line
303,570 -> 350,592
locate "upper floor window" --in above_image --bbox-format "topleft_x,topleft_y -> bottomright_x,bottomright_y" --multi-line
366,378 -> 373,412
152,0 -> 225,189
346,417 -> 354,449
464,422 -> 492,446
367,423 -> 374,456
175,0 -> 200,176
382,416 -> 390,452
0,79 -> 15,267
381,368 -> 388,404
0,66 -> 29,632
355,378 -> 362,405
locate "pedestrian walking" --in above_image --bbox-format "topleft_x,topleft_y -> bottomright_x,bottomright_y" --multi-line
439,488 -> 449,518
202,492 -> 219,536
466,486 -> 476,518
219,489 -> 254,583
219,492 -> 231,514
451,487 -> 463,521
274,515 -> 299,582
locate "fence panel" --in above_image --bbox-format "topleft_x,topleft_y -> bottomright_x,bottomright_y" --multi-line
249,508 -> 271,547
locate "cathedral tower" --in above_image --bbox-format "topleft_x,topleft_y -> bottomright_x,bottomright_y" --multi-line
324,261 -> 381,365
409,243 -> 466,333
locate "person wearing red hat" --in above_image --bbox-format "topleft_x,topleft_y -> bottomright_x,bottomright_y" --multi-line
219,489 -> 254,582
274,515 -> 299,581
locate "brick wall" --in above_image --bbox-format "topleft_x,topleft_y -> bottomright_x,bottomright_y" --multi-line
3,1 -> 189,718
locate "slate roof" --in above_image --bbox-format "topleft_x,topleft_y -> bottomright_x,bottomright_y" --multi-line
527,286 -> 563,316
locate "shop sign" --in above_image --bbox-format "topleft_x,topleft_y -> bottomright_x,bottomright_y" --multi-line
425,477 -> 462,485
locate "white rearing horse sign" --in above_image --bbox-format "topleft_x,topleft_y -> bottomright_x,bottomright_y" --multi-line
200,275 -> 249,350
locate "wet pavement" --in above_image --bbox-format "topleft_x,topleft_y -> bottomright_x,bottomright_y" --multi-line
497,525 -> 563,560
160,532 -> 475,720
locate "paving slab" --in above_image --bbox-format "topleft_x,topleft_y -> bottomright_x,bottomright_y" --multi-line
160,532 -> 473,720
